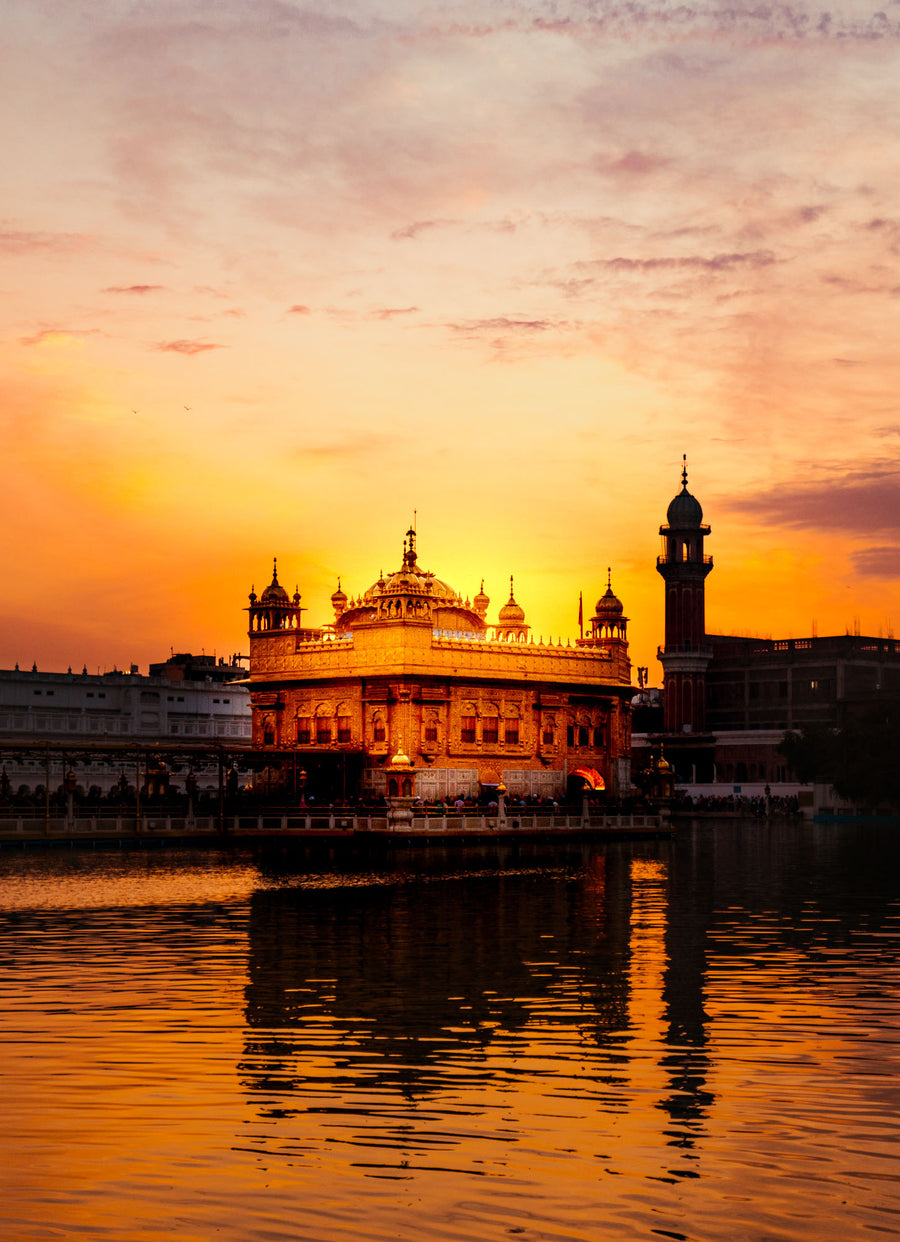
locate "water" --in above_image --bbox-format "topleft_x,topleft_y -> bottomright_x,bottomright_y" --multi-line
1,821 -> 898,1241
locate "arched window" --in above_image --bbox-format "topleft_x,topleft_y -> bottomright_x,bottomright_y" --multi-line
315,709 -> 332,744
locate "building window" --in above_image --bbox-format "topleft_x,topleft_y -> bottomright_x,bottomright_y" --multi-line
593,725 -> 604,747
337,716 -> 352,743
461,716 -> 476,743
424,722 -> 438,743
373,717 -> 386,743
504,720 -> 519,745
263,730 -> 275,746
482,717 -> 499,745
542,725 -> 554,746
578,725 -> 589,747
296,717 -> 312,744
316,718 -> 332,744
567,724 -> 575,747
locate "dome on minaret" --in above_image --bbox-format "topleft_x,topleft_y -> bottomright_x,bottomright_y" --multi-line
473,579 -> 490,617
260,559 -> 290,605
498,577 -> 525,625
666,458 -> 704,528
595,579 -> 624,620
331,578 -> 348,617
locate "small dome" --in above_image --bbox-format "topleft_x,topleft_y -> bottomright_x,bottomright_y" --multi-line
260,560 -> 290,605
498,576 -> 525,624
595,584 -> 623,618
388,738 -> 414,770
331,577 -> 348,610
667,486 -> 703,528
666,460 -> 703,527
594,567 -> 624,618
473,579 -> 490,615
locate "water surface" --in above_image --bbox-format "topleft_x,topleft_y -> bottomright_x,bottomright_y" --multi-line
1,822 -> 898,1241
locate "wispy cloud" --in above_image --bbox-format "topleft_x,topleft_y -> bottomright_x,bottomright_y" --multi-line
103,284 -> 165,294
154,339 -> 225,355
852,546 -> 900,578
391,219 -> 455,240
298,432 -> 400,460
286,304 -> 312,315
19,328 -> 103,347
371,306 -> 418,320
727,467 -> 900,535
579,251 -> 780,274
449,317 -> 556,336
0,230 -> 90,254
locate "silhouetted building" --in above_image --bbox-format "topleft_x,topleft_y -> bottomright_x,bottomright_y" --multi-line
636,468 -> 900,791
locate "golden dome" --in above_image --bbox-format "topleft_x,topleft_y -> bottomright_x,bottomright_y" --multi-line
497,576 -> 525,624
388,738 -> 414,770
473,579 -> 490,616
594,569 -> 623,618
331,577 -> 348,615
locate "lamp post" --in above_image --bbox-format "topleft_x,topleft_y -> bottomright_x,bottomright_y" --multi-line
299,768 -> 307,808
497,780 -> 507,827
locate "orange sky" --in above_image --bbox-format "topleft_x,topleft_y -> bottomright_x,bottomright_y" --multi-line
3,1 -> 900,680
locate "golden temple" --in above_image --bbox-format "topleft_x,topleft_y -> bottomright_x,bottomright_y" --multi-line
246,528 -> 634,802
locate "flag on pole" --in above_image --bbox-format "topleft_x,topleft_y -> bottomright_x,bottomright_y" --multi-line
578,591 -> 583,639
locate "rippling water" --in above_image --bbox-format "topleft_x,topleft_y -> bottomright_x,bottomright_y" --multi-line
1,822 -> 898,1241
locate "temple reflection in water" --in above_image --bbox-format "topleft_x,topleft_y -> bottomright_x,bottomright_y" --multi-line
239,841 -> 713,1155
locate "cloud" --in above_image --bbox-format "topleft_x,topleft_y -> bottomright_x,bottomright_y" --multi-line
154,339 -> 225,355
851,546 -> 900,578
103,284 -> 166,294
449,317 -> 555,336
580,251 -> 779,274
371,306 -> 418,320
727,467 -> 900,535
287,304 -> 311,315
0,230 -> 90,254
391,219 -> 455,241
19,328 -> 102,347
298,432 -> 400,460
596,150 -> 672,176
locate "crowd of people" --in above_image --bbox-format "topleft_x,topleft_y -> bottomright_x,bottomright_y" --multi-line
673,791 -> 802,817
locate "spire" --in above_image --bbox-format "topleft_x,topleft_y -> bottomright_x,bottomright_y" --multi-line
270,557 -> 279,585
681,453 -> 688,489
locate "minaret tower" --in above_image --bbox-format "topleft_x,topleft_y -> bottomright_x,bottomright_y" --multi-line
656,459 -> 713,734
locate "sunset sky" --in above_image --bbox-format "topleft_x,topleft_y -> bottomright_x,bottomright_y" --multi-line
3,0 -> 900,679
